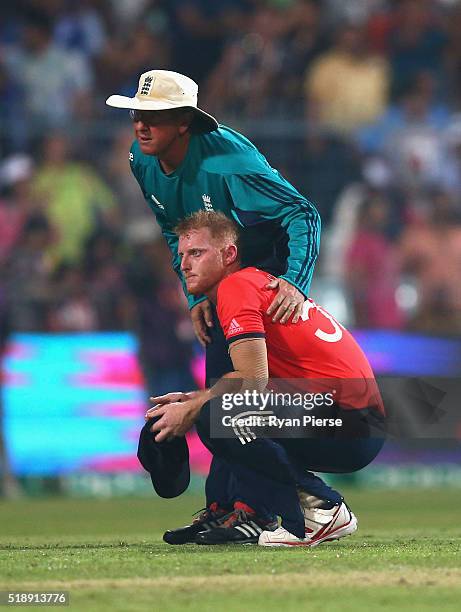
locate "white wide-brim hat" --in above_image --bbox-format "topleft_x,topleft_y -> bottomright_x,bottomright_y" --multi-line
106,69 -> 218,133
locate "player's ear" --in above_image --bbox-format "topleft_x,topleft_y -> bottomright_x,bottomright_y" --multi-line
178,111 -> 194,136
223,244 -> 238,266
178,123 -> 189,136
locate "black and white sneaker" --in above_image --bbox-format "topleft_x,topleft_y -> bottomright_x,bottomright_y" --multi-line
163,502 -> 229,545
195,502 -> 277,545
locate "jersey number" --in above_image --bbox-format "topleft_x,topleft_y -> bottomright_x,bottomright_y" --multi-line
301,302 -> 343,343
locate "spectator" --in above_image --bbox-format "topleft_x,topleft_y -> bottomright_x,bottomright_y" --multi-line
48,263 -> 99,332
388,0 -> 448,99
439,114 -> 461,201
0,154 -> 36,264
96,19 -> 170,97
274,0 -> 327,115
398,189 -> 461,334
204,4 -> 285,118
53,0 -> 108,59
305,22 -> 390,135
106,0 -> 152,36
365,1 -> 394,55
0,59 -> 25,152
167,0 -> 244,86
345,193 -> 404,329
287,127 -> 362,226
33,132 -> 119,267
445,1 -> 461,102
2,9 -> 94,132
381,75 -> 450,193
82,230 -> 130,330
3,214 -> 54,331
358,72 -> 450,155
324,0 -> 389,29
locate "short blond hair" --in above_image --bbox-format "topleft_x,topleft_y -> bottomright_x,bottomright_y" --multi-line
174,210 -> 241,255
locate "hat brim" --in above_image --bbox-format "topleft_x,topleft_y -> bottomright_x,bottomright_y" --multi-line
106,95 -> 218,133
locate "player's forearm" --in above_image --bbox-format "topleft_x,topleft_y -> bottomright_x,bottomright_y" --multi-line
188,368 -> 269,419
209,370 -> 268,397
177,337 -> 270,420
202,338 -> 270,401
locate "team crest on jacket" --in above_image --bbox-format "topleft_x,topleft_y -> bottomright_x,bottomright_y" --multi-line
202,194 -> 213,211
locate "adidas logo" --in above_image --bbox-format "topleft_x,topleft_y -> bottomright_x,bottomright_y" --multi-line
228,318 -> 243,335
151,194 -> 165,210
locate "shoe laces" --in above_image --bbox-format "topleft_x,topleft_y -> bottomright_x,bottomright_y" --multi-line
221,508 -> 252,528
192,502 -> 219,523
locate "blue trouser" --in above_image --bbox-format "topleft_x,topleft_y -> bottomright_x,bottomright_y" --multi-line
197,400 -> 384,538
203,306 -> 350,525
204,306 -> 249,510
205,306 -> 280,518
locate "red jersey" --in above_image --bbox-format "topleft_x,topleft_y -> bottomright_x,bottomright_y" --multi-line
217,267 -> 383,411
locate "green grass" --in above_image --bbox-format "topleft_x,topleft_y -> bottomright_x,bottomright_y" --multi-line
1,490 -> 461,611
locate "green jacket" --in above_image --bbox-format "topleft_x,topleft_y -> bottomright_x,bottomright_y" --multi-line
130,124 -> 321,308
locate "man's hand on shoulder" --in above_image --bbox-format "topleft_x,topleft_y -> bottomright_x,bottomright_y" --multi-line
266,278 -> 304,324
190,299 -> 213,346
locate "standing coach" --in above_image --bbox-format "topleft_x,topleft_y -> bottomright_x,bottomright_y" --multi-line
106,69 -> 321,543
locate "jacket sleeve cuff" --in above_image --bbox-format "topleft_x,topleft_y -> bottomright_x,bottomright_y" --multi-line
278,275 -> 309,299
188,295 -> 208,310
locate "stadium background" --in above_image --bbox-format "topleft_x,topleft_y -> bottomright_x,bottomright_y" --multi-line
1,0 -> 461,499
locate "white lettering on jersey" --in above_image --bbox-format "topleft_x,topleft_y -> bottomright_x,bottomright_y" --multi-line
300,301 -> 343,343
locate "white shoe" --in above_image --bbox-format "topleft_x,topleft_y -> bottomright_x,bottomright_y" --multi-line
258,503 -> 357,547
302,502 -> 358,547
259,525 -> 309,547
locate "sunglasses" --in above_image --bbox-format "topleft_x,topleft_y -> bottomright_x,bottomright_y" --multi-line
129,109 -> 185,125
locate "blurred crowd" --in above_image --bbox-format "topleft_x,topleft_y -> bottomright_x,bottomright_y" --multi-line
1,0 -> 461,370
